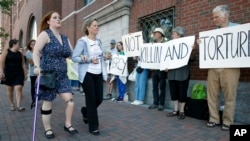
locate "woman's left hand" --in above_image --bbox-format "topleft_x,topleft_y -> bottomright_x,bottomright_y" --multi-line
81,55 -> 87,62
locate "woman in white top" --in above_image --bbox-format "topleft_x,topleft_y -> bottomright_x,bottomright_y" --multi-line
72,18 -> 107,136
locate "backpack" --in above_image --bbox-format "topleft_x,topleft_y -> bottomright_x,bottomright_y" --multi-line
191,83 -> 206,100
184,97 -> 209,120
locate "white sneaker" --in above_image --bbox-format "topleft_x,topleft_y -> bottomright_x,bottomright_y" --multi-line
131,100 -> 138,105
134,100 -> 143,105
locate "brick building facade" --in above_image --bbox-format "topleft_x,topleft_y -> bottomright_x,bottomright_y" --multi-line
1,0 -> 250,123
1,0 -> 249,81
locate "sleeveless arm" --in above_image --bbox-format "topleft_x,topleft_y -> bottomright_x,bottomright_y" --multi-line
0,48 -> 8,73
33,31 -> 49,68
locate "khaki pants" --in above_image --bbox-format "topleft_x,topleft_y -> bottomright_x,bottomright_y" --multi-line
207,68 -> 240,126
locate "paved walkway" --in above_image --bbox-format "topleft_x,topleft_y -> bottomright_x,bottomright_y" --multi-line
0,82 -> 229,141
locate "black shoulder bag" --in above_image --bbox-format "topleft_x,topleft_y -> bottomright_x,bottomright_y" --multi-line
40,71 -> 57,90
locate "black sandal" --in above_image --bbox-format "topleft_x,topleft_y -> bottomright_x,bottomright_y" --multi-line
64,125 -> 78,134
17,106 -> 25,112
45,129 -> 54,139
178,112 -> 185,119
166,111 -> 179,117
89,130 -> 100,136
10,105 -> 16,111
207,122 -> 219,127
221,124 -> 230,131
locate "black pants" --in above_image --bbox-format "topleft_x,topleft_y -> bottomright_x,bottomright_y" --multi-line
169,78 -> 189,103
81,72 -> 103,132
30,76 -> 37,102
152,70 -> 167,106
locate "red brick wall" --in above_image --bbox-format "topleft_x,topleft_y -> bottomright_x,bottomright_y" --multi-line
60,0 -> 114,44
42,0 -> 62,16
129,0 -> 250,82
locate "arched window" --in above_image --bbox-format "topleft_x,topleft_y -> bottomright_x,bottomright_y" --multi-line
19,29 -> 24,47
29,16 -> 37,40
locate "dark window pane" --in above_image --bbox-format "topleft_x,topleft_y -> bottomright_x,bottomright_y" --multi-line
139,8 -> 175,43
83,0 -> 93,6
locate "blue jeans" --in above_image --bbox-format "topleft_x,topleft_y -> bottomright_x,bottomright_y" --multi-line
117,77 -> 126,99
135,69 -> 149,101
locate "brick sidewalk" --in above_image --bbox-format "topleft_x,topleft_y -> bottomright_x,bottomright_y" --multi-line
0,82 -> 229,141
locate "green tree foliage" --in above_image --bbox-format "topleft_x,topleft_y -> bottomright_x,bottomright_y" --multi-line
0,0 -> 15,15
0,27 -> 8,39
0,0 -> 15,40
0,0 -> 15,52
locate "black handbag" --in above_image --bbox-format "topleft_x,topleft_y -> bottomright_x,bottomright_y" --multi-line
39,71 -> 57,90
136,67 -> 143,73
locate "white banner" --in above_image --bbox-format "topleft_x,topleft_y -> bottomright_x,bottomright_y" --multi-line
160,36 -> 195,70
122,31 -> 143,57
140,43 -> 163,69
109,54 -> 128,76
105,60 -> 110,74
199,23 -> 250,68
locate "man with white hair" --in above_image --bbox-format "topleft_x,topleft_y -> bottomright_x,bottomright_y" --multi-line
206,4 -> 240,131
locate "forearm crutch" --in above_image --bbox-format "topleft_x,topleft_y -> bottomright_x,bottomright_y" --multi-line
32,75 -> 41,141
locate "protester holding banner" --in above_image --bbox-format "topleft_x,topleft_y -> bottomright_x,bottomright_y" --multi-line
72,18 -> 107,135
203,5 -> 240,131
131,55 -> 150,105
166,26 -> 195,119
148,27 -> 168,111
103,39 -> 117,100
113,41 -> 127,102
121,31 -> 148,105
131,58 -> 149,105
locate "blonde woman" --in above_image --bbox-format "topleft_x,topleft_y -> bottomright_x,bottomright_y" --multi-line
72,18 -> 107,136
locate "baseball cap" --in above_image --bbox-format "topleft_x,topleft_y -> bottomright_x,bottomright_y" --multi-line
110,39 -> 116,44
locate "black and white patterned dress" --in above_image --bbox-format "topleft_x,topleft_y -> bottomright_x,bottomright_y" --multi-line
39,29 -> 72,101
